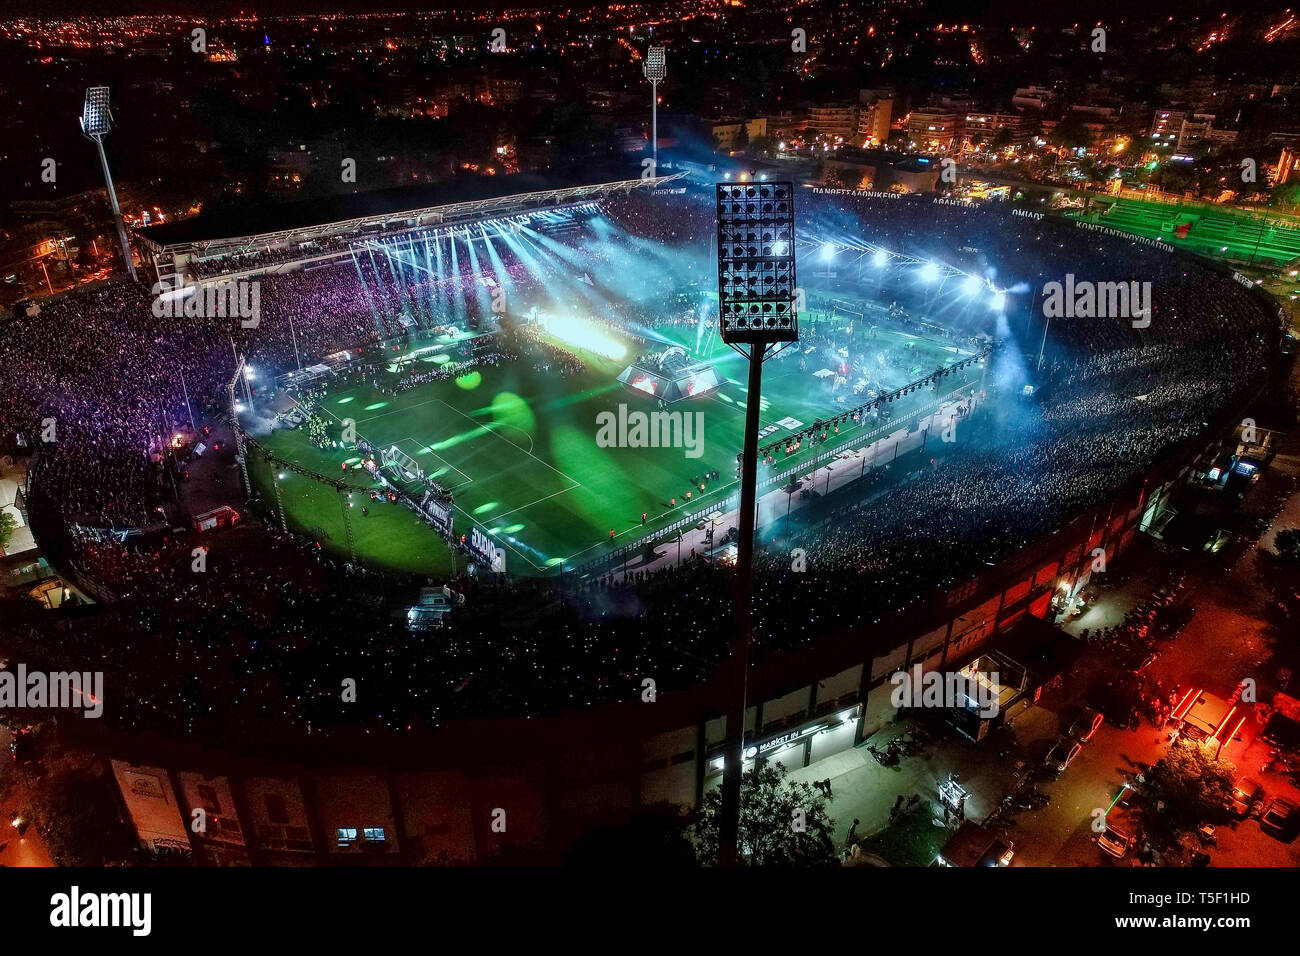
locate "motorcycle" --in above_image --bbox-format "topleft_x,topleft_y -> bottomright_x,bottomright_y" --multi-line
868,743 -> 899,766
1006,783 -> 1050,811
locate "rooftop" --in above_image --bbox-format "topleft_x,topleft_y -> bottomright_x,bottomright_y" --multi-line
135,161 -> 654,249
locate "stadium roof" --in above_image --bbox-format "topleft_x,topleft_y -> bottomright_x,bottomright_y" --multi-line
136,162 -> 668,251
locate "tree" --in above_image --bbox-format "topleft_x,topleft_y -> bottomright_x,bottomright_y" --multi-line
1274,529 -> 1300,562
1143,740 -> 1236,835
1050,114 -> 1092,151
27,766 -> 136,866
749,135 -> 776,158
1079,157 -> 1106,185
1272,182 -> 1300,211
1151,163 -> 1194,194
824,166 -> 857,189
1111,136 -> 1144,167
0,511 -> 16,552
690,762 -> 838,866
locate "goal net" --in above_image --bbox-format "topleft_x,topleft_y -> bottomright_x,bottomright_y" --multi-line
380,444 -> 425,482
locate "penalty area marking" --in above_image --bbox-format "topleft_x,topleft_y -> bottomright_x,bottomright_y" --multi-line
319,387 -> 584,569
429,398 -> 585,493
407,399 -> 586,570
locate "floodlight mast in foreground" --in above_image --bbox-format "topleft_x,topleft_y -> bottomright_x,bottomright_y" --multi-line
644,46 -> 666,174
715,182 -> 799,865
80,87 -> 137,282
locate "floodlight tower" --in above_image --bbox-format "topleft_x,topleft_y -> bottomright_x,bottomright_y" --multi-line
714,181 -> 799,865
80,87 -> 137,282
644,46 -> 666,175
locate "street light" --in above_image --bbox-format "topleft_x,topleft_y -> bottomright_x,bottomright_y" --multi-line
644,46 -> 666,176
80,87 -> 137,282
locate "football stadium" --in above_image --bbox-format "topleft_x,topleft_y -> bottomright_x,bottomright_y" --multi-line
0,168 -> 1287,863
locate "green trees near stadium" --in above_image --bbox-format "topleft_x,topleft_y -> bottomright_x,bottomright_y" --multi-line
1142,740 -> 1236,838
1272,182 -> 1300,211
24,766 -> 137,866
0,511 -> 15,552
1274,528 -> 1300,562
1050,114 -> 1093,151
824,167 -> 858,189
749,135 -> 777,159
690,762 -> 839,866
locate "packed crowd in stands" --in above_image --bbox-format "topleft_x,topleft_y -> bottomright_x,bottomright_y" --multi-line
0,189 -> 1280,751
189,235 -> 357,280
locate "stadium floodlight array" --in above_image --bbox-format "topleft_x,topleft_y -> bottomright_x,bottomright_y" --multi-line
644,46 -> 666,173
80,86 -> 112,136
644,45 -> 667,81
716,182 -> 799,344
79,86 -> 138,282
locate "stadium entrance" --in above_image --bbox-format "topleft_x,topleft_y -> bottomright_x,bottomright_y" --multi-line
704,705 -> 863,784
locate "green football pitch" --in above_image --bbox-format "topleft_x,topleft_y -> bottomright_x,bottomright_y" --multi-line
247,315 -> 977,577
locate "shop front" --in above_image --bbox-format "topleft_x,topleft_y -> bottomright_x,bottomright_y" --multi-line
703,705 -> 862,783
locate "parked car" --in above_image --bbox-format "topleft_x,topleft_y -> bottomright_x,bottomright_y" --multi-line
1067,707 -> 1104,743
1260,798 -> 1296,839
1227,779 -> 1262,819
1097,798 -> 1140,860
1044,737 -> 1082,775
